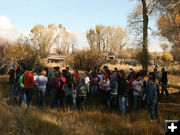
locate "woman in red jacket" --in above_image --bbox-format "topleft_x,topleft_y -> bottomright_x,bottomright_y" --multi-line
22,67 -> 35,107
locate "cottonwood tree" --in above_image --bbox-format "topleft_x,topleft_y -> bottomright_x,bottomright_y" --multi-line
86,25 -> 127,54
156,1 -> 180,60
128,0 -> 163,72
31,24 -> 60,59
160,43 -> 169,52
55,25 -> 77,55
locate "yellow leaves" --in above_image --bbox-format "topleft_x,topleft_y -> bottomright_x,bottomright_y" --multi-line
161,52 -> 173,62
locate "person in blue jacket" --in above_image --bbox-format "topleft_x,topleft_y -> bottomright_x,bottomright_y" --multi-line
146,77 -> 158,120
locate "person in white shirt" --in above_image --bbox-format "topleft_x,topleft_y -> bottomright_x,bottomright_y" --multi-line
132,73 -> 143,111
84,72 -> 90,104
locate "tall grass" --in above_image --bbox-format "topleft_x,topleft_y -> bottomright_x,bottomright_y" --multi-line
0,75 -> 180,135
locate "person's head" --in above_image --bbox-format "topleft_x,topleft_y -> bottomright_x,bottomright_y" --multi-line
154,68 -> 157,73
54,66 -> 60,72
93,67 -> 97,72
114,67 -> 118,71
161,68 -> 165,72
48,70 -> 56,78
27,66 -> 33,72
96,68 -> 99,74
85,72 -> 89,77
112,71 -> 117,76
149,77 -> 155,84
74,69 -> 78,73
119,69 -> 125,77
103,66 -> 107,70
121,72 -> 128,80
128,68 -> 134,74
41,70 -> 47,76
136,73 -> 142,81
148,72 -> 154,78
66,67 -> 70,72
62,69 -> 67,77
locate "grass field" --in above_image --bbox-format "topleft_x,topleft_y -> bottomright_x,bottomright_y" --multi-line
0,74 -> 180,135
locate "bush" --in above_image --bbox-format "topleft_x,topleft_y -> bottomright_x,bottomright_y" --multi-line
67,49 -> 103,71
161,52 -> 173,62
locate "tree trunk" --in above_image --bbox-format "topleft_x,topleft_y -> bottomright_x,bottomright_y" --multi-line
142,0 -> 149,72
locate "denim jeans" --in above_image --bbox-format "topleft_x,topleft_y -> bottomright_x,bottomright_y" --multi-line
119,95 -> 126,114
107,94 -> 117,109
100,90 -> 107,104
91,85 -> 99,96
13,86 -> 19,104
133,95 -> 141,111
76,96 -> 86,109
160,83 -> 169,96
9,84 -> 14,100
65,95 -> 73,107
84,92 -> 91,105
72,93 -> 77,108
38,88 -> 46,107
149,102 -> 158,119
25,88 -> 34,106
50,90 -> 57,108
19,87 -> 25,105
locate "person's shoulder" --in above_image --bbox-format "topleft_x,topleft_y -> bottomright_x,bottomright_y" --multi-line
132,80 -> 137,84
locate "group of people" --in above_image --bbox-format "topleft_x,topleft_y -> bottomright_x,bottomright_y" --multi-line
8,64 -> 169,119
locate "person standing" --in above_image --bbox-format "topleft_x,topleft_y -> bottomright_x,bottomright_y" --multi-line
107,71 -> 118,109
18,69 -> 25,105
22,67 -> 35,107
47,72 -> 58,108
160,68 -> 169,96
99,72 -> 110,104
146,77 -> 158,119
132,73 -> 143,112
36,70 -> 48,107
117,70 -> 129,114
84,72 -> 90,104
8,65 -> 17,100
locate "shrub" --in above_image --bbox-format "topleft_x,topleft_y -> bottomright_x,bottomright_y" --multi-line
67,49 -> 103,71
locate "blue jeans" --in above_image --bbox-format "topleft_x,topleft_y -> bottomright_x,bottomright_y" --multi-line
9,84 -> 14,100
107,94 -> 117,109
25,88 -> 34,106
19,87 -> 25,105
50,90 -> 57,108
84,92 -> 91,105
72,94 -> 77,108
133,95 -> 141,111
160,83 -> 169,96
119,95 -> 126,114
38,88 -> 46,107
149,102 -> 158,119
13,86 -> 19,104
91,85 -> 98,95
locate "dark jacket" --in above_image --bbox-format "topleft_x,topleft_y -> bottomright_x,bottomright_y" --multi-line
47,77 -> 58,91
8,69 -> 15,84
117,76 -> 129,97
161,72 -> 168,84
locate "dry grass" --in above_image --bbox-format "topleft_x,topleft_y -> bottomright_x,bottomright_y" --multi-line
0,75 -> 180,135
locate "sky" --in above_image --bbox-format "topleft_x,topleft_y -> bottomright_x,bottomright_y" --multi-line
0,0 -> 163,51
